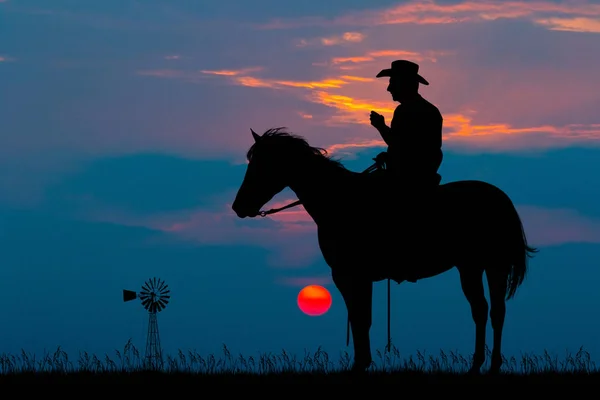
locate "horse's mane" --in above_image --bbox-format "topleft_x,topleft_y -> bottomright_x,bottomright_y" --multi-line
246,127 -> 346,170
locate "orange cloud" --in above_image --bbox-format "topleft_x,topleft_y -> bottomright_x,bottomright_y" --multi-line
258,0 -> 600,33
533,17 -> 600,33
199,71 -> 362,91
136,67 -> 265,82
200,67 -> 264,76
138,14 -> 600,155
178,63 -> 600,153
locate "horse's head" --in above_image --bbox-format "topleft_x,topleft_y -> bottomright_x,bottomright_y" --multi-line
232,128 -> 292,218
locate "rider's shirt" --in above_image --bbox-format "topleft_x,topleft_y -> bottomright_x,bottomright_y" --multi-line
387,93 -> 443,185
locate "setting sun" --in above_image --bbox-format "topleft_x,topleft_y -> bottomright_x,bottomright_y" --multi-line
297,285 -> 332,316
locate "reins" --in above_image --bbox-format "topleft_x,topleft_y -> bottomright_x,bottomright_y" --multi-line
257,160 -> 394,353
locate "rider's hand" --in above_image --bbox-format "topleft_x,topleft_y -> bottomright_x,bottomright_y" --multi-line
370,111 -> 385,130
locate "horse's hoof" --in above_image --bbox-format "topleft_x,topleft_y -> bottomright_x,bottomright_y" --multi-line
487,366 -> 501,375
351,360 -> 372,373
468,366 -> 481,375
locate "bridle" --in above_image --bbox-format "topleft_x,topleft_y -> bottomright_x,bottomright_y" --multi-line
257,160 -> 395,353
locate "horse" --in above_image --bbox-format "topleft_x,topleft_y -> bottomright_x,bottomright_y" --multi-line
231,127 -> 537,374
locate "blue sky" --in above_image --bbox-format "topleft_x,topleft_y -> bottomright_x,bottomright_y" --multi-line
1,0 -> 600,364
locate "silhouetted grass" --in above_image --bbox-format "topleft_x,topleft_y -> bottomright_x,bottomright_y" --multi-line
0,339 -> 598,383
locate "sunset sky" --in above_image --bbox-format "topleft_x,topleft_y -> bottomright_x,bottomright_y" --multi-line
2,0 -> 600,364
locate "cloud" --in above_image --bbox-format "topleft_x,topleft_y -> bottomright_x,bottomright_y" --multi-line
533,17 -> 600,33
258,0 -> 600,34
185,63 -> 600,153
200,67 -> 264,76
72,190 -> 321,269
296,31 -> 365,47
0,55 -> 16,62
142,58 -> 600,153
151,39 -> 598,154
330,49 -> 448,65
519,205 -> 600,247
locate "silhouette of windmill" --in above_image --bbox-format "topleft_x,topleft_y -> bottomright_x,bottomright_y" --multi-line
123,277 -> 170,369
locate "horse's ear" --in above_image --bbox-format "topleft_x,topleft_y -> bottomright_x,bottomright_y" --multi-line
251,128 -> 261,142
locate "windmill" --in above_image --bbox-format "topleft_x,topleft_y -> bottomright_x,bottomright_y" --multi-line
123,277 -> 171,369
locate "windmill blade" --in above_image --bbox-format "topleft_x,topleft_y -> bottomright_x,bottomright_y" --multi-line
159,293 -> 170,301
152,277 -> 157,288
158,299 -> 168,309
158,280 -> 166,291
159,285 -> 169,294
160,296 -> 171,304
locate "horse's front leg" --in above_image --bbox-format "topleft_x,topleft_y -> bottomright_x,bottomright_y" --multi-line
332,271 -> 373,372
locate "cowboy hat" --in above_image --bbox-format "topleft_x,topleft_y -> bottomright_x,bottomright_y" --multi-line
376,60 -> 429,85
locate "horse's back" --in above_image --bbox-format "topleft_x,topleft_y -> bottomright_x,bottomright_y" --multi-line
438,179 -> 513,211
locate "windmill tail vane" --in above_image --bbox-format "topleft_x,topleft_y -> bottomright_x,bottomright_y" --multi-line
123,289 -> 137,302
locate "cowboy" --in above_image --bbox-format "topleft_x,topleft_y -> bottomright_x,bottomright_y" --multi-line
369,60 -> 444,283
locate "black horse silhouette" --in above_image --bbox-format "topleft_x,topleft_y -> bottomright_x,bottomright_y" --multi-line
232,127 -> 537,374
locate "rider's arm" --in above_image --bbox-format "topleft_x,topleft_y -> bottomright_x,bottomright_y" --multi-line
379,106 -> 403,146
377,124 -> 393,146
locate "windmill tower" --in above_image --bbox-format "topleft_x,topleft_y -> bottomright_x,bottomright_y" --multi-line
123,277 -> 171,370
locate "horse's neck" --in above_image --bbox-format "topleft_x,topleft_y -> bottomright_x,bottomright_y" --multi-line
288,157 -> 350,224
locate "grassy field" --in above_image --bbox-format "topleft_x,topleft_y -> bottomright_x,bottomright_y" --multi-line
0,340 -> 598,383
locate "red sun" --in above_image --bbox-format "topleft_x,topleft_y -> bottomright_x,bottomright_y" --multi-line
297,285 -> 332,316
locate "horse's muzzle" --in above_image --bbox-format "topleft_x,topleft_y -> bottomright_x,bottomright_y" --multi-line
232,204 -> 258,219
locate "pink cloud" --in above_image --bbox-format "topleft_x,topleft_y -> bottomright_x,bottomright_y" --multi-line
173,40 -> 600,155
258,1 -> 600,32
518,205 -> 600,247
82,197 -> 320,268
296,31 -> 365,47
124,2 -> 600,159
0,55 -> 16,62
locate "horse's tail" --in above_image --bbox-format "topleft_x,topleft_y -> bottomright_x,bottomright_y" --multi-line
506,201 -> 538,300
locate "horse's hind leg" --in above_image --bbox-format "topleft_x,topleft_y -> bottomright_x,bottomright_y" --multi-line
485,266 -> 508,374
458,266 -> 488,374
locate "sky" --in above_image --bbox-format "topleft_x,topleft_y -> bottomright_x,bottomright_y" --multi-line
1,0 -> 600,366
